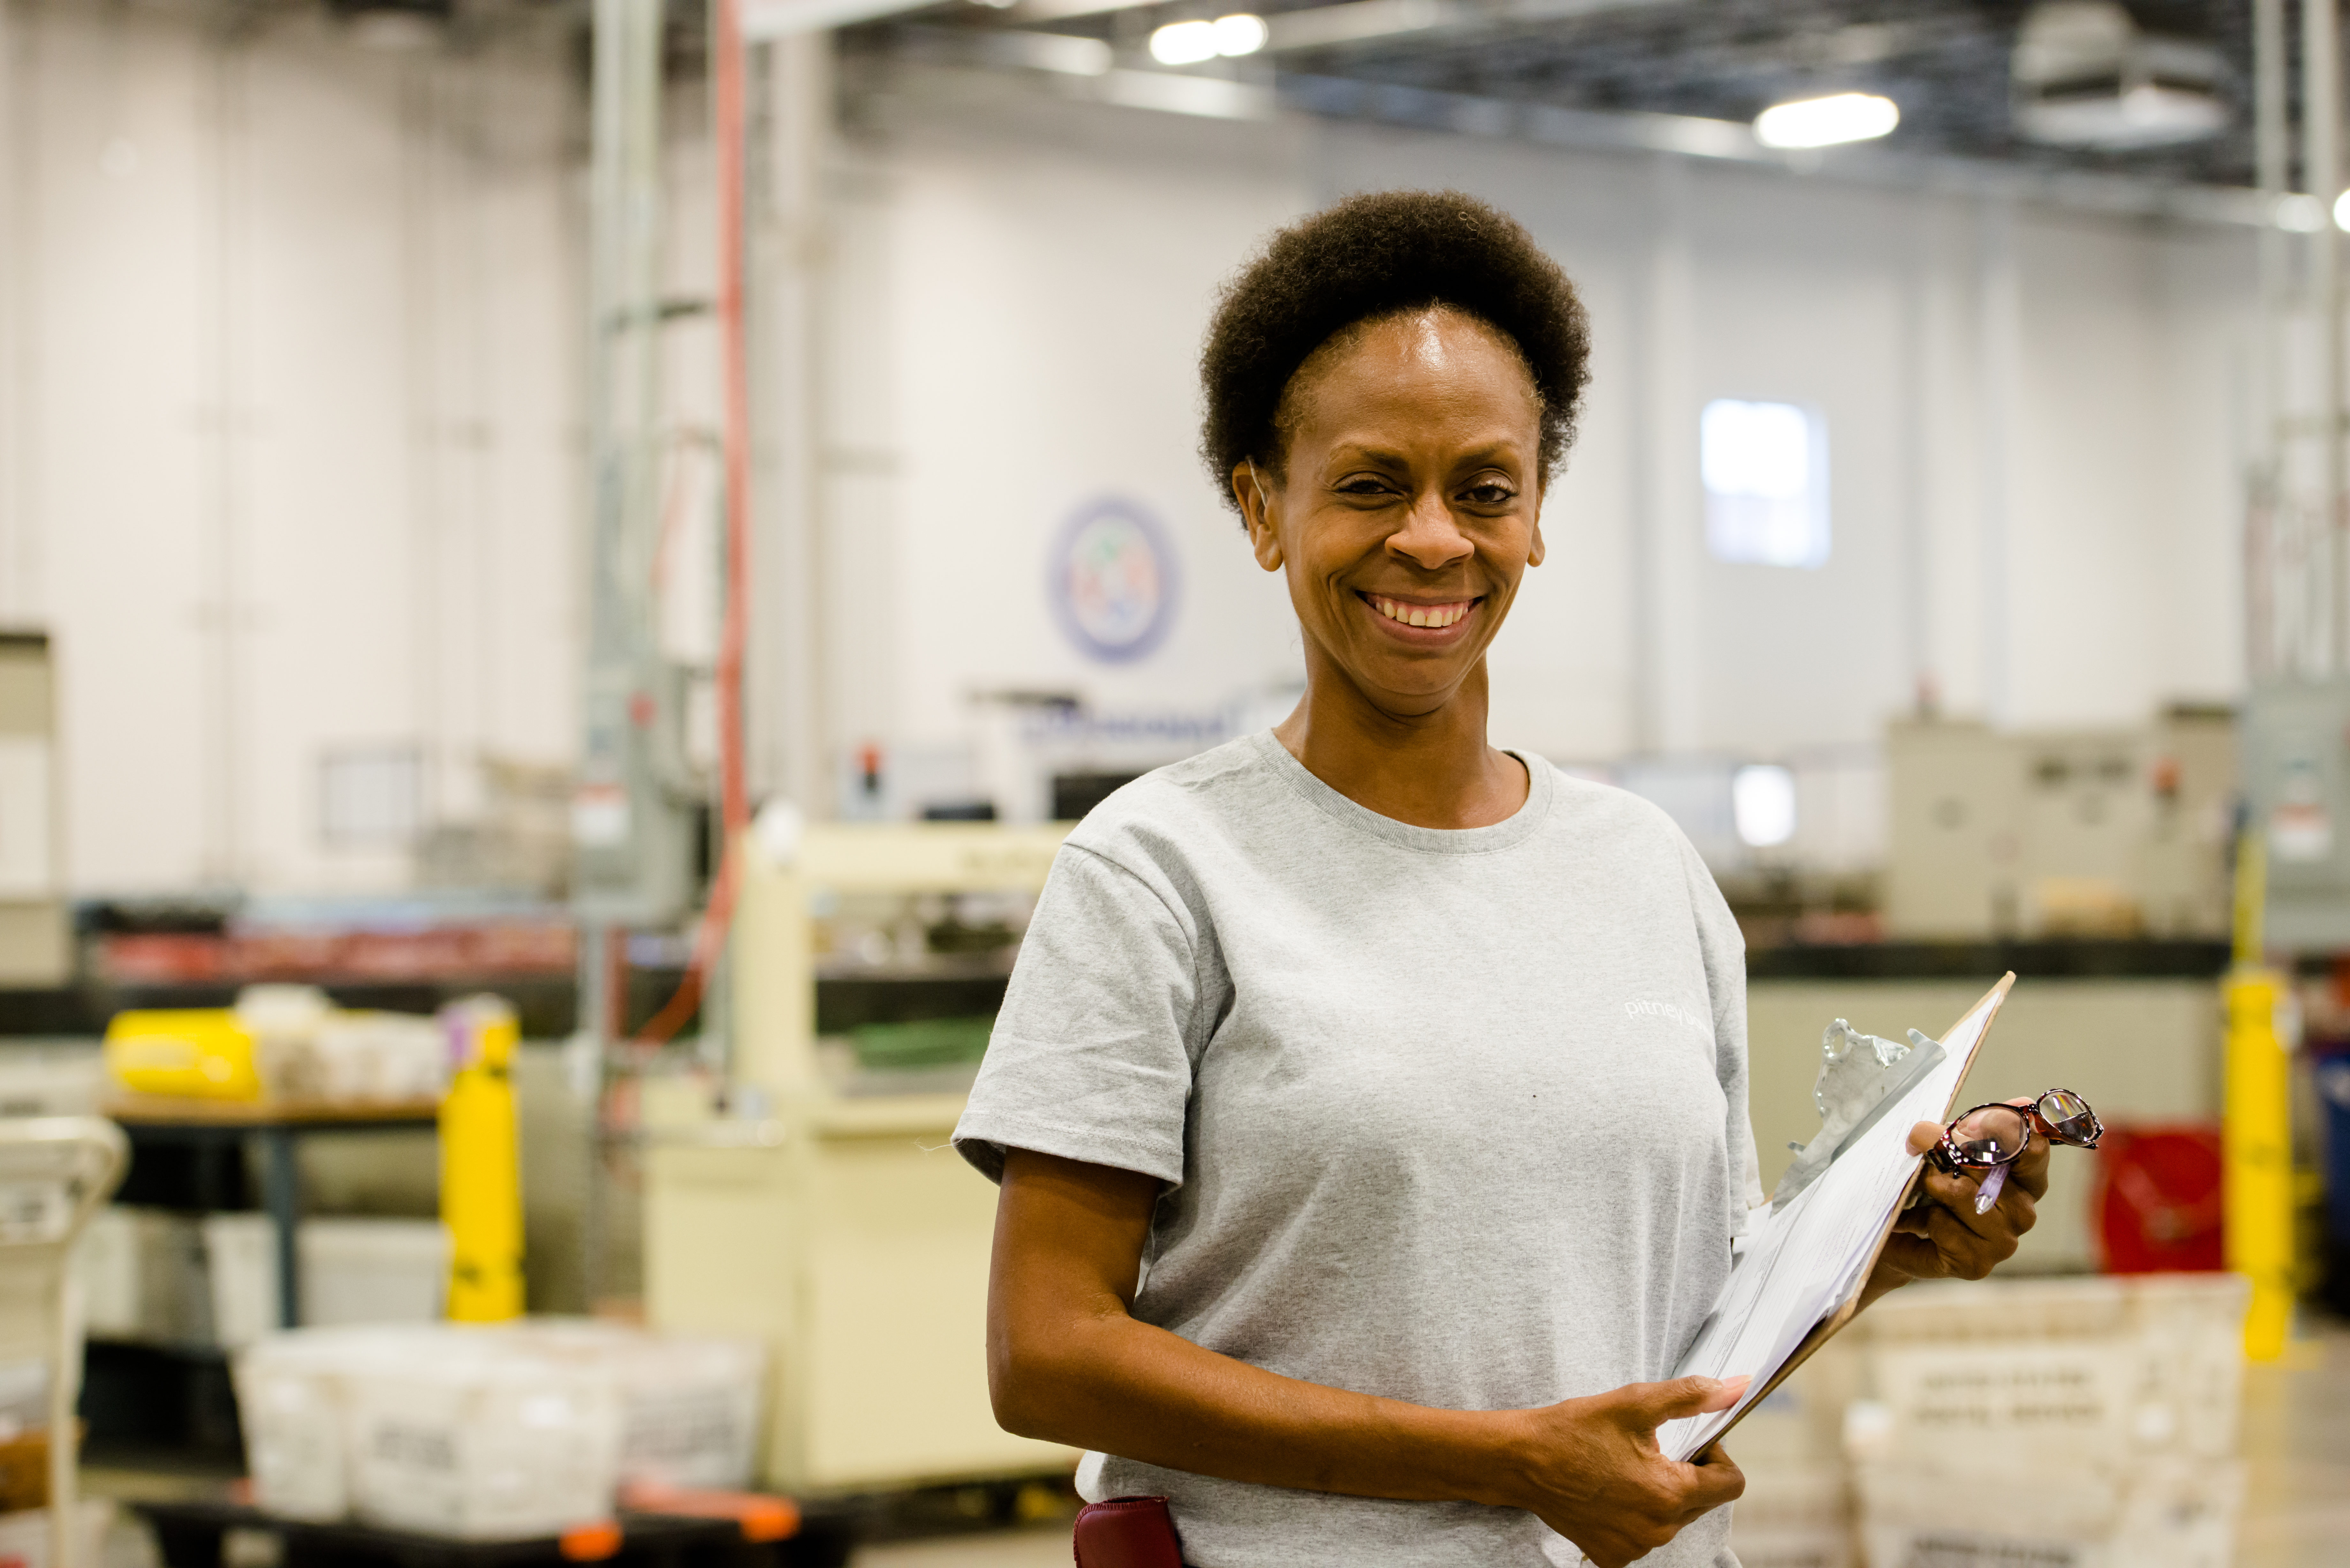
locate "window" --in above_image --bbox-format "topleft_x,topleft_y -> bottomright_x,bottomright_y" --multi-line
1700,399 -> 1829,568
1732,763 -> 1798,848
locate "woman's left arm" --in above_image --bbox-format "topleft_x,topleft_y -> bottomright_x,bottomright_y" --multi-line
1857,1108 -> 2053,1311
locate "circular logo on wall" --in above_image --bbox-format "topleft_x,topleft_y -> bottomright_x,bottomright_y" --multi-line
1050,497 -> 1180,663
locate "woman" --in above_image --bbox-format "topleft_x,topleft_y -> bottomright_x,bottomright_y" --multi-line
953,191 -> 2043,1568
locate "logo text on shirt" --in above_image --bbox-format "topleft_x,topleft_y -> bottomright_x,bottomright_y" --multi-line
1625,999 -> 1713,1046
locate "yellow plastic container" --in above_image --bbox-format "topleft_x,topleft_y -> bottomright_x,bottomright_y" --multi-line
103,1009 -> 263,1100
440,995 -> 524,1322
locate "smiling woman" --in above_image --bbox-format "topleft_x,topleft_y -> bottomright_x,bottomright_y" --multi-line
950,191 -> 2040,1568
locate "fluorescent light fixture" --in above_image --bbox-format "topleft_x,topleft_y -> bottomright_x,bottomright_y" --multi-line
1753,92 -> 1899,150
1213,12 -> 1269,55
1732,764 -> 1798,850
1151,13 -> 1266,65
2333,189 -> 2350,234
1151,19 -> 1220,64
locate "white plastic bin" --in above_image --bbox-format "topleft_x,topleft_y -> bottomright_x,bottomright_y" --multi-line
1855,1273 -> 2248,1471
1854,1456 -> 2241,1568
297,1218 -> 448,1328
232,1320 -> 767,1535
235,1325 -> 441,1522
73,1206 -> 210,1345
201,1213 -> 279,1351
500,1320 -> 767,1490
1726,1462 -> 1851,1568
340,1340 -> 622,1539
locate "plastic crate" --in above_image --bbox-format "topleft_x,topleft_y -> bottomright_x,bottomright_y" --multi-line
74,1206 -> 212,1345
298,1218 -> 449,1328
1855,1457 -> 2241,1568
341,1345 -> 622,1539
497,1321 -> 766,1491
201,1213 -> 278,1351
1853,1274 -> 2248,1471
234,1322 -> 768,1534
1726,1462 -> 1850,1568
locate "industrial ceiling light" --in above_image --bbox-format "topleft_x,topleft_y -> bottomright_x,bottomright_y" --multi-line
2011,1 -> 2227,151
1212,12 -> 1269,56
1753,92 -> 1900,150
1150,13 -> 1267,65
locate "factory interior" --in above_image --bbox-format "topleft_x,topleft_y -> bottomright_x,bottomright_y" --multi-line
5,0 -> 2350,1564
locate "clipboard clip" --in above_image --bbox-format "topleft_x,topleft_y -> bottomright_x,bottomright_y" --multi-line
1771,1024 -> 1948,1209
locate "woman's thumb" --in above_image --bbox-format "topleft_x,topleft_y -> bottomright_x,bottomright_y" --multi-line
1634,1374 -> 1751,1426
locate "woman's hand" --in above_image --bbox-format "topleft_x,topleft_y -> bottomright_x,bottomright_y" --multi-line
1861,1104 -> 2050,1308
1495,1376 -> 1749,1568
990,1149 -> 1746,1558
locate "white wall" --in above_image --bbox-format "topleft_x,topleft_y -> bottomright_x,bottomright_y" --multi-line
0,0 -> 582,896
0,12 -> 2262,893
827,88 -> 2256,790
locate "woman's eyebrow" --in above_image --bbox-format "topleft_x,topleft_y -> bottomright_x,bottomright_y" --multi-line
1321,443 -> 1413,470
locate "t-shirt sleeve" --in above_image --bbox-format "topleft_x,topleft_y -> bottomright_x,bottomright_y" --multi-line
1680,833 -> 1766,1235
952,841 -> 1199,1188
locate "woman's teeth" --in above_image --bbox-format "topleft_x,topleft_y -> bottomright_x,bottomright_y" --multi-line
1369,595 -> 1473,629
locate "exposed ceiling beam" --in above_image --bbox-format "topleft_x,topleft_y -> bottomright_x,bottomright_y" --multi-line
858,55 -> 2283,231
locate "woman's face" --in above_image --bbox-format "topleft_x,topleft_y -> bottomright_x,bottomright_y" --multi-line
1237,307 -> 1545,719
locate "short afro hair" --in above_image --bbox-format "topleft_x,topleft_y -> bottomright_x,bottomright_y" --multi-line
1199,189 -> 1591,512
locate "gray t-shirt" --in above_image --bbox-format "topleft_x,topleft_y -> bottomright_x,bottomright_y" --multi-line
955,731 -> 1762,1568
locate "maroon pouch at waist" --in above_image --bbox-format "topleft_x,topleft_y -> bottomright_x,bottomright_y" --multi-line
1072,1495 -> 1185,1568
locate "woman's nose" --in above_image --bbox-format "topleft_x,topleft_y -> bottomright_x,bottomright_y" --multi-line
1386,492 -> 1473,570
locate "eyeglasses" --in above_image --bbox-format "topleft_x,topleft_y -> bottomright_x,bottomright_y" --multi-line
1925,1089 -> 2102,1213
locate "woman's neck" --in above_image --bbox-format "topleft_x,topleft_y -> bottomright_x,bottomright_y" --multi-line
1271,653 -> 1529,830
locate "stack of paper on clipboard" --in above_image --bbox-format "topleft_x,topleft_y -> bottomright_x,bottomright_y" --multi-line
1657,974 -> 2016,1463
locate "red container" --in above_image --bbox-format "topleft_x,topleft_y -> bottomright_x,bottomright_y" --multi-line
2093,1123 -> 2225,1274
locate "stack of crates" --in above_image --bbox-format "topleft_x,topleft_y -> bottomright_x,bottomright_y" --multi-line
233,1320 -> 767,1539
1846,1274 -> 2248,1568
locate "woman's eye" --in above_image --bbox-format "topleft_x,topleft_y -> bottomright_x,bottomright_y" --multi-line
1336,478 -> 1393,497
1463,483 -> 1516,505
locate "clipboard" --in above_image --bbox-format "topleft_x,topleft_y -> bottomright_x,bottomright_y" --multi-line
1662,972 -> 2016,1459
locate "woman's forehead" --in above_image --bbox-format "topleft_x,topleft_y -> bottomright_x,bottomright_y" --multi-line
1285,309 -> 1540,440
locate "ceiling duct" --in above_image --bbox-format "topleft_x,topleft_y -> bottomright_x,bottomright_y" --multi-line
2012,1 -> 2228,151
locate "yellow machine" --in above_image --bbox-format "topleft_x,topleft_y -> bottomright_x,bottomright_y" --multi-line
642,822 -> 1076,1494
441,996 -> 525,1323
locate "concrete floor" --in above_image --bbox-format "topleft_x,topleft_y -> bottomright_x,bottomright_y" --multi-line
2237,1318 -> 2350,1568
854,1318 -> 2350,1568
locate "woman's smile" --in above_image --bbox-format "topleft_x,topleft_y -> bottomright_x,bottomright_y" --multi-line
1357,591 -> 1482,641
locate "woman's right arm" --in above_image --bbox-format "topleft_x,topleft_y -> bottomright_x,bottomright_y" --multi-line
987,1147 -> 1749,1568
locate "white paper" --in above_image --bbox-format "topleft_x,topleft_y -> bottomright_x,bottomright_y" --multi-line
1656,982 -> 2007,1462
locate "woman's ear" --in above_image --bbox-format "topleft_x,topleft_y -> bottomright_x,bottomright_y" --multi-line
1235,462 -> 1283,572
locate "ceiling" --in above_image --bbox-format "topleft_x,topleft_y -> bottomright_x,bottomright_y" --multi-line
847,0 -> 2270,188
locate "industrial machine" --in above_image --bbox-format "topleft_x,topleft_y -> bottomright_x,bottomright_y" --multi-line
641,820 -> 1074,1494
1884,708 -> 2236,942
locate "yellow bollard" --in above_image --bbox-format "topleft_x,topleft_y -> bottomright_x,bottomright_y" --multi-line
440,995 -> 525,1322
2223,967 -> 2294,1362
